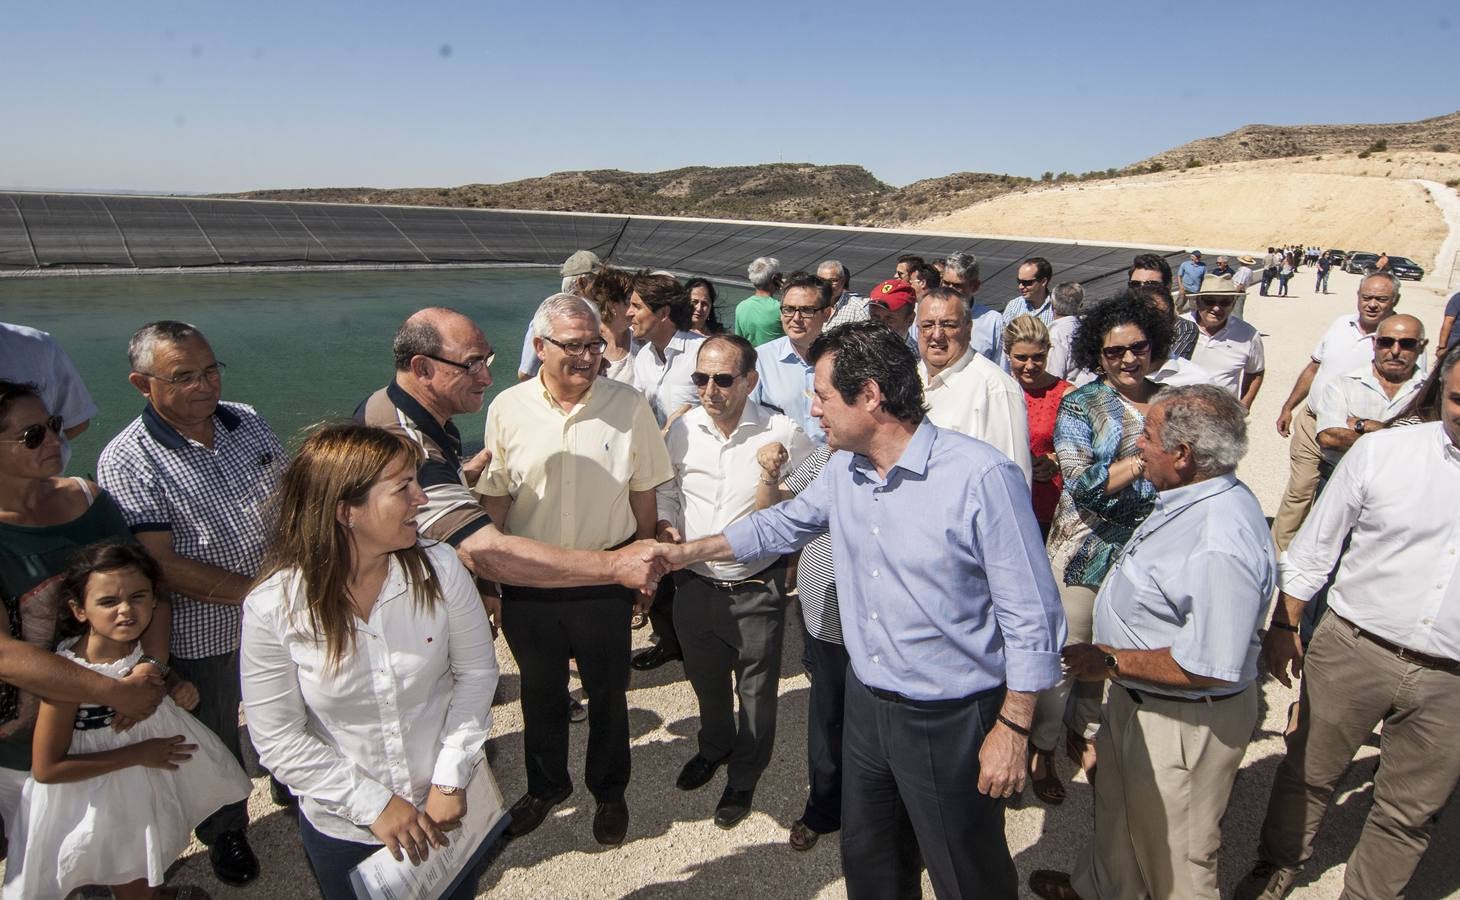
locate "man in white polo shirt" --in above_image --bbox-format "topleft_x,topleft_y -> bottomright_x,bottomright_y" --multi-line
1185,292 -> 1265,409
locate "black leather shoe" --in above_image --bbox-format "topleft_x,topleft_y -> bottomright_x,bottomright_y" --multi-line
675,754 -> 725,791
714,787 -> 754,829
593,800 -> 630,846
269,775 -> 297,808
631,644 -> 682,671
209,830 -> 260,886
506,788 -> 572,839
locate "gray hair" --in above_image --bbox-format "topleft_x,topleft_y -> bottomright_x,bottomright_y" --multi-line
1359,270 -> 1402,300
128,320 -> 206,372
393,319 -> 444,370
817,259 -> 851,285
1151,385 -> 1248,477
944,252 -> 980,284
747,256 -> 782,291
532,292 -> 602,340
1052,281 -> 1085,317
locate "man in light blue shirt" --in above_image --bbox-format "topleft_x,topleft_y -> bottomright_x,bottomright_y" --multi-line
1178,250 -> 1208,296
1031,385 -> 1275,900
751,272 -> 833,442
666,321 -> 1065,899
999,257 -> 1057,330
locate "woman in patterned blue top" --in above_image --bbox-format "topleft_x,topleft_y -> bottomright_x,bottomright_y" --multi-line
1029,294 -> 1169,800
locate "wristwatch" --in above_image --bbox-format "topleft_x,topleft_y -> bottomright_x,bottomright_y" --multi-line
1353,418 -> 1368,434
432,784 -> 462,796
1103,652 -> 1120,679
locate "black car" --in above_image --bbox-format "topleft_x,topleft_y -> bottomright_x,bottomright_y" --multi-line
1387,256 -> 1425,280
1344,252 -> 1379,274
1326,249 -> 1346,265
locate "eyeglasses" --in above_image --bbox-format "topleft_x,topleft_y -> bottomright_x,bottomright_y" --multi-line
917,319 -> 965,334
690,371 -> 740,388
1016,278 -> 1044,287
137,362 -> 226,389
1,415 -> 63,450
780,304 -> 828,320
541,336 -> 607,357
1101,340 -> 1151,361
1128,279 -> 1165,289
1375,336 -> 1422,351
423,352 -> 494,375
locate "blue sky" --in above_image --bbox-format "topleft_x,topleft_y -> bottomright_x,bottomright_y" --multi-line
3,0 -> 1455,193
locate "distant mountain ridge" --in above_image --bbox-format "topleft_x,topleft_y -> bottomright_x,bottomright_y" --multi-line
217,111 -> 1459,227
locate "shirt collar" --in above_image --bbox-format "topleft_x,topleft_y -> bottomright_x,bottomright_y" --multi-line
921,346 -> 976,387
775,336 -> 811,367
386,380 -> 462,463
850,418 -> 935,483
1152,471 -> 1238,517
142,402 -> 241,450
536,372 -> 594,417
693,400 -> 772,442
1439,424 -> 1460,465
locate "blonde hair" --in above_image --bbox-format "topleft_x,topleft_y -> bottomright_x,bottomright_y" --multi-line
1002,314 -> 1051,353
258,423 -> 438,672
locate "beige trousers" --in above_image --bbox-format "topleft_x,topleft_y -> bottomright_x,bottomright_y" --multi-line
1270,405 -> 1320,552
1072,684 -> 1259,900
1257,613 -> 1460,899
1031,564 -> 1102,752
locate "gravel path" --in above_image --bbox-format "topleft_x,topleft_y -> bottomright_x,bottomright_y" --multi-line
40,268 -> 1459,900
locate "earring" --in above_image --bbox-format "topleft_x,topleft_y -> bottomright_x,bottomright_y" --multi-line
347,520 -> 355,530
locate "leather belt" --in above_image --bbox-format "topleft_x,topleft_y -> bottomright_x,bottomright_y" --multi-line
1124,686 -> 1245,705
1335,615 -> 1460,673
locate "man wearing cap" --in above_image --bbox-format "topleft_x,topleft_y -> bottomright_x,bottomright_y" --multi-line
1177,251 -> 1207,301
1184,291 -> 1266,408
916,286 -> 1033,484
867,278 -> 919,354
518,250 -> 601,382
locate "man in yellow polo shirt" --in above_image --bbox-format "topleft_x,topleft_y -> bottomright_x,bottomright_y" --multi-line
480,292 -> 673,848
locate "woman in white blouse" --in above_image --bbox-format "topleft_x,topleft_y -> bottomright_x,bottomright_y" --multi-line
241,423 -> 498,900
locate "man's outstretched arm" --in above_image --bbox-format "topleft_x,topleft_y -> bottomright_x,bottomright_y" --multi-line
457,524 -> 670,593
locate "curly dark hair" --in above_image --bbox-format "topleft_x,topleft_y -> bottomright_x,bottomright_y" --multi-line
808,321 -> 927,424
1071,292 -> 1173,374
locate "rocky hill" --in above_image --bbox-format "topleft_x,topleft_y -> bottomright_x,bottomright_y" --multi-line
218,111 -> 1458,227
1127,111 -> 1460,172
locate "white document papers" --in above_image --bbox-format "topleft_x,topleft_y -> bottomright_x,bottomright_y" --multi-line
348,763 -> 507,900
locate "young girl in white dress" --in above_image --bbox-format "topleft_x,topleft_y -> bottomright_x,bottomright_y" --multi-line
2,542 -> 253,900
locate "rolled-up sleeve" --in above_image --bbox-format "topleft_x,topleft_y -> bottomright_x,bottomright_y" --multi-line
969,462 -> 1066,692
239,589 -> 394,828
430,553 -> 498,789
725,464 -> 832,561
1280,443 -> 1366,601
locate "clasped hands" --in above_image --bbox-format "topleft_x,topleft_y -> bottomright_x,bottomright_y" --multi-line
370,787 -> 468,866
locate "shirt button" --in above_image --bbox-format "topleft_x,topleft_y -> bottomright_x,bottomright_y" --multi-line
871,526 -> 879,535
871,612 -> 879,621
872,655 -> 879,664
871,569 -> 879,577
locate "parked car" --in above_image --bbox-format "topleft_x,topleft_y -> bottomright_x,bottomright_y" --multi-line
1387,256 -> 1425,280
1326,249 -> 1347,265
1344,252 -> 1379,274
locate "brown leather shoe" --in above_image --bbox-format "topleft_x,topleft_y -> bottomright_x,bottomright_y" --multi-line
592,800 -> 629,846
788,819 -> 823,851
506,789 -> 571,839
1028,870 -> 1084,900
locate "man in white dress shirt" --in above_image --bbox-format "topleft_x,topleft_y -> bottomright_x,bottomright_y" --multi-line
1045,282 -> 1087,382
916,287 -> 1032,483
1237,351 -> 1460,900
627,272 -> 704,427
1314,314 -> 1427,475
657,335 -> 814,829
1270,272 -> 1402,551
1185,292 -> 1265,408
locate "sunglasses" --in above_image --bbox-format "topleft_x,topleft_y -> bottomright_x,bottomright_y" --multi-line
1199,297 -> 1235,308
2,415 -> 63,450
1101,340 -> 1151,361
1375,336 -> 1422,351
691,372 -> 740,389
1016,278 -> 1044,287
1128,279 -> 1165,289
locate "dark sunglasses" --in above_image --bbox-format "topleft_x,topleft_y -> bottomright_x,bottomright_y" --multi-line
1101,340 -> 1151,361
1199,297 -> 1235,308
1128,279 -> 1165,289
2,415 -> 63,450
1016,278 -> 1044,287
1375,336 -> 1422,351
691,372 -> 739,388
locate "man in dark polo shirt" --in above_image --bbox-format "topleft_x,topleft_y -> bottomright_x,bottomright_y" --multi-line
358,307 -> 671,622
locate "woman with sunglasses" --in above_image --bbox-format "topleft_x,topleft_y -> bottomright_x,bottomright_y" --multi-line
1028,296 -> 1170,797
0,380 -> 170,845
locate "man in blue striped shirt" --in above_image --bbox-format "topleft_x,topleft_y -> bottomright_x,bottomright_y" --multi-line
665,321 -> 1066,899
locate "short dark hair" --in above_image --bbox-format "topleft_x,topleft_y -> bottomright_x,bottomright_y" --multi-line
699,334 -> 757,376
1128,253 -> 1173,286
780,271 -> 834,308
808,321 -> 927,425
911,264 -> 942,289
1071,291 -> 1174,374
630,270 -> 694,330
684,277 -> 726,334
0,379 -> 42,431
897,254 -> 926,269
393,318 -> 444,371
1021,257 -> 1053,281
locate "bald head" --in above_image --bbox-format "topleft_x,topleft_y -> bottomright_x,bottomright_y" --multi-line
1378,314 -> 1424,339
1373,313 -> 1426,384
394,307 -> 480,371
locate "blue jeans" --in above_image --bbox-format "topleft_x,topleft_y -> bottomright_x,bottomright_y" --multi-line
298,810 -> 484,900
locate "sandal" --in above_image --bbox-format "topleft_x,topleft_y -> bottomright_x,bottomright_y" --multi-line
1028,869 -> 1084,900
1065,728 -> 1097,779
788,818 -> 823,851
1028,748 -> 1065,806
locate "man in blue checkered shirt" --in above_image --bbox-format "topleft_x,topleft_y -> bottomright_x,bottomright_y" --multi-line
98,320 -> 285,887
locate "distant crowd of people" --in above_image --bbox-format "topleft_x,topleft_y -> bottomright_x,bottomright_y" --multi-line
0,243 -> 1456,900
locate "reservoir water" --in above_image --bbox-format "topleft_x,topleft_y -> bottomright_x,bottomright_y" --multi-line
0,268 -> 739,477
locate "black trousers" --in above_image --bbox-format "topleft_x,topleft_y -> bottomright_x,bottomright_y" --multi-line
171,650 -> 249,843
841,672 -> 1015,900
799,620 -> 849,834
501,587 -> 633,803
647,576 -> 680,656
